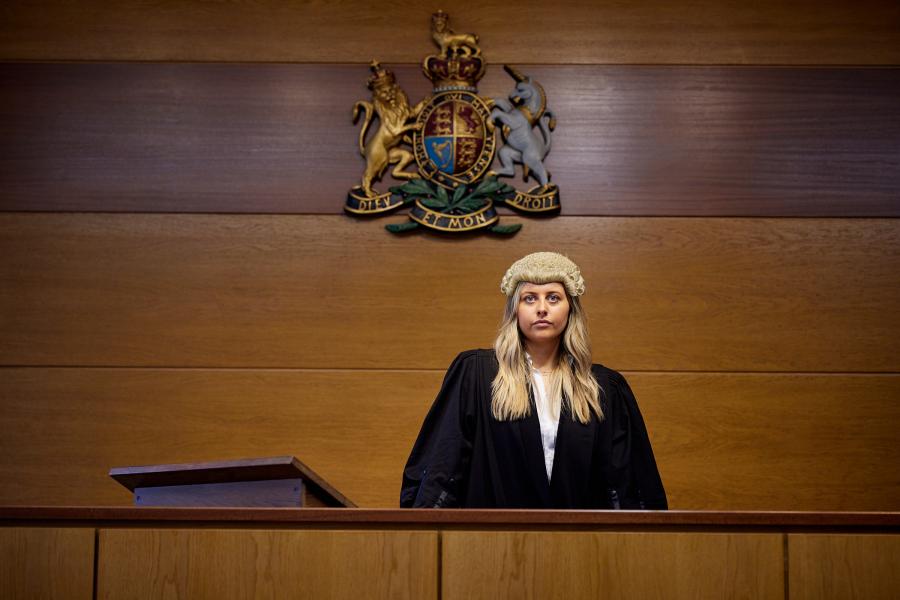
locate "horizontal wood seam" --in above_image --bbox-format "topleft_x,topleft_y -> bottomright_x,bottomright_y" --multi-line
1,366 -> 898,376
6,61 -> 900,67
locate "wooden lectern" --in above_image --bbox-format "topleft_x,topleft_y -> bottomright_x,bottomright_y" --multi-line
109,456 -> 355,507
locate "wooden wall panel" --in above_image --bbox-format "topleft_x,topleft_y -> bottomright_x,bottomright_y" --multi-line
2,215 -> 897,372
0,527 -> 95,600
98,528 -> 437,599
442,531 -> 784,599
789,534 -> 900,600
2,63 -> 898,216
1,368 -> 897,510
2,1 -> 898,64
636,373 -> 900,511
0,368 -> 444,508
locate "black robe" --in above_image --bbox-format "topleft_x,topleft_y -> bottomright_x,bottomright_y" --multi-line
401,349 -> 667,509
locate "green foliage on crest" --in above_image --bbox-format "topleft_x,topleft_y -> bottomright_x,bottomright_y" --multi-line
390,176 -> 514,215
385,221 -> 420,233
490,223 -> 522,235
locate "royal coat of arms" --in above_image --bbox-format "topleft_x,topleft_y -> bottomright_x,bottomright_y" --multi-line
345,11 -> 560,234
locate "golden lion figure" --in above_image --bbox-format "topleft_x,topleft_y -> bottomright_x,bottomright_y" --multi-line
353,62 -> 427,197
431,10 -> 481,57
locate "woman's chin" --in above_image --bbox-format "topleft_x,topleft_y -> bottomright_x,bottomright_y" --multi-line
523,331 -> 562,345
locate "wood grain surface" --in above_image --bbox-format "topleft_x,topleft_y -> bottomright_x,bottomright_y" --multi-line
2,1 -> 898,64
635,373 -> 900,512
2,63 -> 898,216
1,368 -> 897,511
97,528 -> 437,599
788,534 -> 900,599
0,527 -> 95,600
2,214 -> 898,372
442,531 -> 784,599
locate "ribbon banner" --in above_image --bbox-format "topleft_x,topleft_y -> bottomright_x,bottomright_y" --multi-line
502,185 -> 561,213
345,188 -> 405,215
409,200 -> 499,232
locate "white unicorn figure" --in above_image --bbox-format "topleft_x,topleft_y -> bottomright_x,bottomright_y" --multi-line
490,66 -> 557,188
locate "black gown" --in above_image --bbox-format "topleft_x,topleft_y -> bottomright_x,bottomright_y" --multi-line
400,349 -> 667,509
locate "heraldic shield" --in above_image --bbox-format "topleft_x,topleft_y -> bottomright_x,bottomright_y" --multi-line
415,91 -> 495,189
345,10 -> 560,234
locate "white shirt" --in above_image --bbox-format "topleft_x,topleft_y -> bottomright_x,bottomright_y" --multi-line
529,362 -> 561,483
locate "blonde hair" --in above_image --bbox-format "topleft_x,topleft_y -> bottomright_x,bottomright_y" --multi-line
491,281 -> 602,424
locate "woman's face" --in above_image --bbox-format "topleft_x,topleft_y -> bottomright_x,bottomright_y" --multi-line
516,282 -> 570,347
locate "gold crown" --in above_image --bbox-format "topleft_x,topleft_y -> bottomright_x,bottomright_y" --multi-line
422,54 -> 485,91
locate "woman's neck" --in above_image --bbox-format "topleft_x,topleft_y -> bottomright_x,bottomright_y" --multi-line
525,340 -> 560,372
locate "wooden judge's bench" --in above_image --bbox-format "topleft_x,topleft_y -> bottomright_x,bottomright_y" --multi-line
2,507 -> 898,599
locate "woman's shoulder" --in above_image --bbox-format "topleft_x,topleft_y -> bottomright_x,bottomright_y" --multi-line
439,350 -> 498,399
441,349 -> 498,380
590,362 -> 632,392
451,348 -> 497,365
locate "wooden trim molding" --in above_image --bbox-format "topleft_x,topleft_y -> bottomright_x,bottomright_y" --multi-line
2,507 -> 899,531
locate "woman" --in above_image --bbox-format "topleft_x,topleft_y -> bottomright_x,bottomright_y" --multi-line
401,252 -> 667,509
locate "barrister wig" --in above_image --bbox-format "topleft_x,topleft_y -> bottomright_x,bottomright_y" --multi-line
492,253 -> 602,424
500,251 -> 585,298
